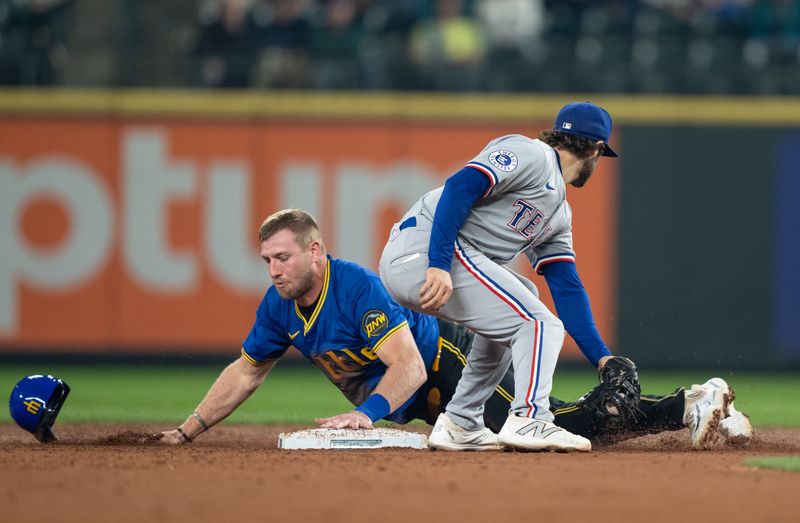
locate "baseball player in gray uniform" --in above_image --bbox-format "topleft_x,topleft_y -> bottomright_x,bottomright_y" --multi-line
380,102 -> 724,452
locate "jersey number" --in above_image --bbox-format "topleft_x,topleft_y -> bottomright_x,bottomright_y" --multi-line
312,346 -> 379,379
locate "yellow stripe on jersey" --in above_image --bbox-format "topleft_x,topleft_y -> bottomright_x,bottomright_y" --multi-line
341,348 -> 370,366
552,405 -> 580,415
241,348 -> 272,366
441,338 -> 512,402
241,348 -> 278,367
241,348 -> 259,365
294,259 -> 330,334
432,338 -> 443,372
640,391 -> 678,403
495,385 -> 514,403
440,339 -> 467,365
371,321 -> 409,353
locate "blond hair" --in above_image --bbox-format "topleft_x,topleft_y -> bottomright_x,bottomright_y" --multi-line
258,209 -> 322,247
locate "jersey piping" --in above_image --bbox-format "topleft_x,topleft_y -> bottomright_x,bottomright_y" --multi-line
533,252 -> 577,273
293,259 -> 331,334
464,161 -> 498,197
371,320 -> 409,354
241,348 -> 275,367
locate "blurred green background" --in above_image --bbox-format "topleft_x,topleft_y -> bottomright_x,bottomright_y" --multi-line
1,363 -> 797,428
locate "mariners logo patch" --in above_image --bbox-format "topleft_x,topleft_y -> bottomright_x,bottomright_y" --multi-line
362,310 -> 389,338
488,150 -> 518,172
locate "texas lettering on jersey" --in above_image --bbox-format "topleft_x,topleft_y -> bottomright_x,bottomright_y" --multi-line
419,134 -> 575,268
508,199 -> 553,241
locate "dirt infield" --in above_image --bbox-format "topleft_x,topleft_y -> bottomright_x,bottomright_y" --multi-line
2,424 -> 799,523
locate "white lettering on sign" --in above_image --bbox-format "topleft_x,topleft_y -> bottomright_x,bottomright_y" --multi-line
335,161 -> 438,267
280,162 -> 321,218
0,128 -> 444,337
206,161 -> 266,292
0,157 -> 113,333
123,130 -> 197,291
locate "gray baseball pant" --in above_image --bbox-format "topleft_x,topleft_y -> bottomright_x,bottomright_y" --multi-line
379,212 -> 565,431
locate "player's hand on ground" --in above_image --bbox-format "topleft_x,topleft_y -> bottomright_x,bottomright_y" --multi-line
315,411 -> 374,430
158,430 -> 188,444
419,267 -> 452,311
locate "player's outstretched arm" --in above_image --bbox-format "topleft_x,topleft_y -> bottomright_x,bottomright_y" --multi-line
159,354 -> 276,444
540,261 -> 612,368
316,325 -> 427,429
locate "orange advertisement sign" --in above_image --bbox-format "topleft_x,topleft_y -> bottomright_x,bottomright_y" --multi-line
0,118 -> 616,356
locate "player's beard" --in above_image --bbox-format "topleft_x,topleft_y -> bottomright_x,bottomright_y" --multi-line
570,156 -> 599,188
274,265 -> 316,300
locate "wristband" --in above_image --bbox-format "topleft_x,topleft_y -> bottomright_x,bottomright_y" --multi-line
192,411 -> 209,431
355,393 -> 391,422
176,427 -> 193,443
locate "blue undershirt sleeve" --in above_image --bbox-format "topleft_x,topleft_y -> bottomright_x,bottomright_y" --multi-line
428,167 -> 491,271
541,261 -> 612,368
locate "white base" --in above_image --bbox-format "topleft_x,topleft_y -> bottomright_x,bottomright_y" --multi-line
278,428 -> 427,450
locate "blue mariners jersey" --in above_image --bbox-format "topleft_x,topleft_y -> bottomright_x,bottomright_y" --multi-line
242,256 -> 440,423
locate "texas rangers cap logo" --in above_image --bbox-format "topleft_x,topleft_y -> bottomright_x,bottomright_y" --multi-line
488,150 -> 518,172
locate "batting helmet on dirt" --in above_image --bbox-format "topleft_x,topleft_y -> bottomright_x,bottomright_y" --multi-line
9,375 -> 70,443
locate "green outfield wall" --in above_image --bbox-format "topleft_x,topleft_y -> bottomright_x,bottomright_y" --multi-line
619,126 -> 797,368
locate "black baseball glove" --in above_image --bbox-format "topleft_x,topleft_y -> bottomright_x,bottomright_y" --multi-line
576,356 -> 643,430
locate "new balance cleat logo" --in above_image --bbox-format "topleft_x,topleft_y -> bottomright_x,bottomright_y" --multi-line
516,419 -> 563,438
500,415 -> 591,451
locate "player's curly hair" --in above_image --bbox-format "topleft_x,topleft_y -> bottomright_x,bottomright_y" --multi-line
538,130 -> 604,159
258,209 -> 322,247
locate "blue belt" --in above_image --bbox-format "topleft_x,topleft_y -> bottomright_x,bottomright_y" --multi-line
398,216 -> 417,231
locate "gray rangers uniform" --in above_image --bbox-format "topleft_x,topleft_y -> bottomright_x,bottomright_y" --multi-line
380,134 -> 576,431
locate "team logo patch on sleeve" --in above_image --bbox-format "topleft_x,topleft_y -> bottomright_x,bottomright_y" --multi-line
488,150 -> 518,172
362,310 -> 389,338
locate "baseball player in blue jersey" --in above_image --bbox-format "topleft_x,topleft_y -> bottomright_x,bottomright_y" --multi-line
159,209 -> 752,449
379,102 -> 736,452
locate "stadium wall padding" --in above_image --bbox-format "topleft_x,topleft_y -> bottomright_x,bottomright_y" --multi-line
0,90 -> 797,369
619,126 -> 799,368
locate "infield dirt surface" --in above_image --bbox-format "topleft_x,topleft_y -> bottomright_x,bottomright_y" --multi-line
2,424 -> 799,523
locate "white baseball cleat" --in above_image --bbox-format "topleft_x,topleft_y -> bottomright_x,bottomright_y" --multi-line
684,379 -> 732,450
720,404 -> 754,445
694,378 -> 753,445
428,413 -> 503,451
498,414 -> 591,452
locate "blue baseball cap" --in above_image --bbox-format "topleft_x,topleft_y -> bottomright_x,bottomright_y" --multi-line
553,102 -> 618,157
